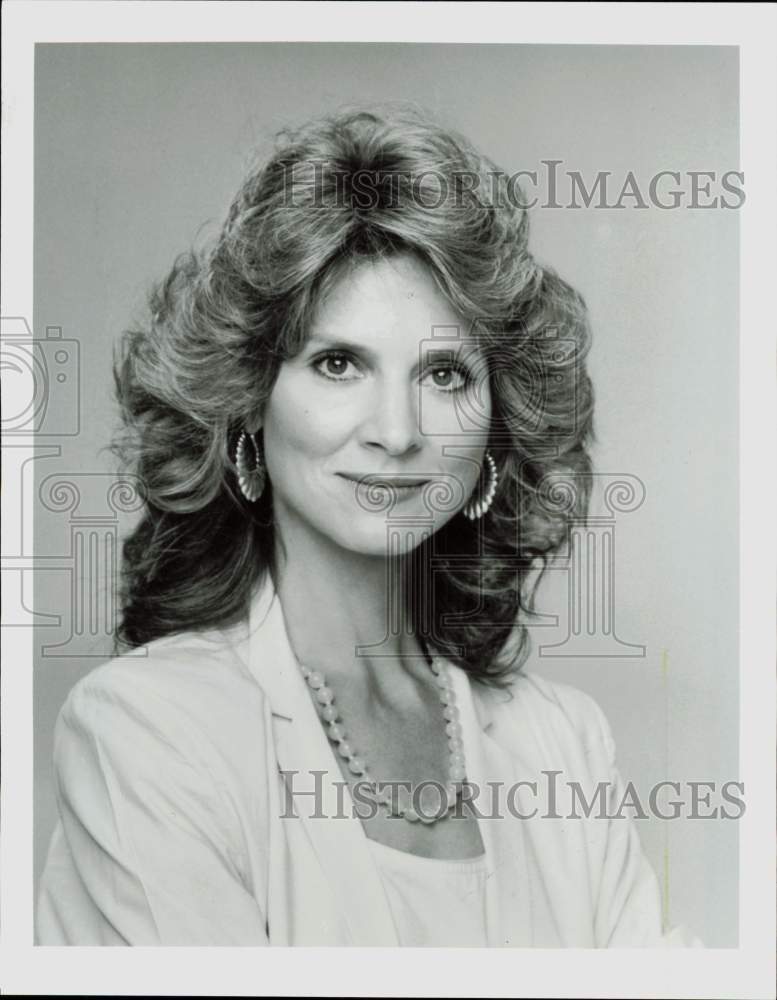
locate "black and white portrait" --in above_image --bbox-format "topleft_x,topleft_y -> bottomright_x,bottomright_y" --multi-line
3,4 -> 774,998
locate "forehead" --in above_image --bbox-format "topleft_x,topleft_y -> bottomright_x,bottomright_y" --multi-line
309,253 -> 473,346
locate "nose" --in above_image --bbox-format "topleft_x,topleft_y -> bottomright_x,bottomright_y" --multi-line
360,376 -> 423,456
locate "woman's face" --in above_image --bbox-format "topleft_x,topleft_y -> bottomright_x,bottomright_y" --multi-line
260,253 -> 492,557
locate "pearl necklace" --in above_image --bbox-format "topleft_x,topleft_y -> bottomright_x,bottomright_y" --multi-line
299,656 -> 467,825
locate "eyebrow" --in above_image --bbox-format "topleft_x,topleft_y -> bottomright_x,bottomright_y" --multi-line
304,333 -> 380,361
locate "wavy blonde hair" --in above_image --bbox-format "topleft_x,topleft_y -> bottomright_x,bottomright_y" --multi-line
112,104 -> 595,684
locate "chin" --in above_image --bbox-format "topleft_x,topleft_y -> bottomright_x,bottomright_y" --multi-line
325,515 -> 441,559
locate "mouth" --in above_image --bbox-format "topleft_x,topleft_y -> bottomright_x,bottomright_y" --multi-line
336,473 -> 430,491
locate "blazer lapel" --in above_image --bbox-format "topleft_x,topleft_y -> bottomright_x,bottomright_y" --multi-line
242,575 -> 399,946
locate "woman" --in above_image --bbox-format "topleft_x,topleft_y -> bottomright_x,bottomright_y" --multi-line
37,106 -> 688,947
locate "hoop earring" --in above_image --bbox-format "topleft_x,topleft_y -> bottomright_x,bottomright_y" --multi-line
235,430 -> 266,502
463,450 -> 498,521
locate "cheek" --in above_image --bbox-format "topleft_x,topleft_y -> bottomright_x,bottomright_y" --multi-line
262,377 -> 353,468
425,390 -> 492,449
428,392 -> 492,500
447,451 -> 487,498
421,380 -> 492,438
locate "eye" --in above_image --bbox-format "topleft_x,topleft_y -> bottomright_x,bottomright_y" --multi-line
422,363 -> 471,393
312,351 -> 363,382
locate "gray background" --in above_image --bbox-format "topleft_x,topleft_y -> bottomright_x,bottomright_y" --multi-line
33,43 -> 739,945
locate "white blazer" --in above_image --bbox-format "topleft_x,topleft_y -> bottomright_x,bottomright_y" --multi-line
37,575 -> 695,947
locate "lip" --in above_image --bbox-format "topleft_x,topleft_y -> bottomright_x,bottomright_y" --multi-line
336,473 -> 430,488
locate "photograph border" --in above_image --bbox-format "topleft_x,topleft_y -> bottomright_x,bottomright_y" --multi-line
2,3 -> 775,997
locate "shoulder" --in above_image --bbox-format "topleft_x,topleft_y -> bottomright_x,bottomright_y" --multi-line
48,627 -> 277,902
55,623 -> 271,770
517,671 -> 615,749
471,669 -> 617,767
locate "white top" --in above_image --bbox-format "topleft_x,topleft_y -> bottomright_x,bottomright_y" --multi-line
362,650 -> 489,948
36,575 -> 701,947
366,838 -> 489,947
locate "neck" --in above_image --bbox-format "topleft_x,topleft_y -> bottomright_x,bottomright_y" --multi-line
269,513 -> 430,689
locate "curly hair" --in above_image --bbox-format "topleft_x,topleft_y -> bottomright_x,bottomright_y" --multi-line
112,104 -> 595,685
